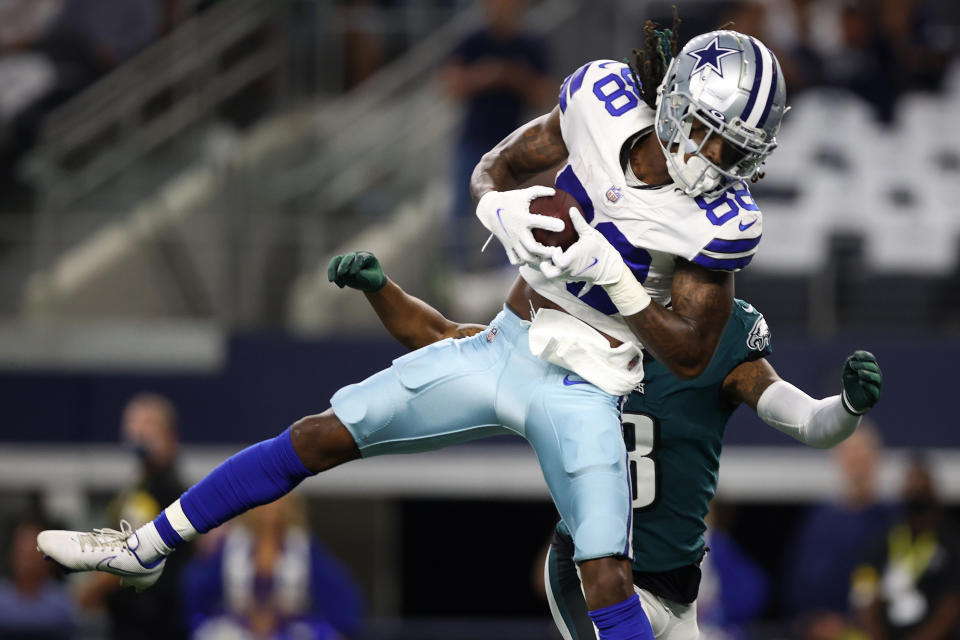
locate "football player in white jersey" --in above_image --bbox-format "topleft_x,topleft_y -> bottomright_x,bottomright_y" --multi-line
470,21 -> 787,632
325,248 -> 883,640
37,21 -> 788,640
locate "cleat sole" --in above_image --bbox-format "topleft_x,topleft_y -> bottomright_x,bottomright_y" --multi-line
38,548 -> 79,574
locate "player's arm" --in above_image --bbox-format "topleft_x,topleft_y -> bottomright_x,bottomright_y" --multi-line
469,107 -> 570,266
721,351 -> 884,449
328,252 -> 486,350
364,280 -> 487,349
543,208 -> 734,379
470,106 -> 568,202
621,258 -> 733,379
442,58 -> 551,107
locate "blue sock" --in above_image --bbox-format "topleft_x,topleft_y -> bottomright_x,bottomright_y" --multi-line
588,594 -> 654,640
154,427 -> 313,547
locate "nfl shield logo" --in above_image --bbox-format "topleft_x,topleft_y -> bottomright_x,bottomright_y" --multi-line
606,186 -> 622,203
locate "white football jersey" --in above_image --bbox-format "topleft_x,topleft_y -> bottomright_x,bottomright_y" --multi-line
519,60 -> 764,345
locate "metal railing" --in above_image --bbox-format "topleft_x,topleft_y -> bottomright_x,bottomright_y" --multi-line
23,0 -> 287,215
18,0 -> 580,333
11,0 -> 955,338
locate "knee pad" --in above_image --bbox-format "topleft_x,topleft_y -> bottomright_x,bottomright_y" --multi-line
330,376 -> 397,442
573,514 -> 631,562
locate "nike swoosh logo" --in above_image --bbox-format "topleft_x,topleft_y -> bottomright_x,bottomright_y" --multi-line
563,375 -> 588,386
496,208 -> 511,238
572,258 -> 598,277
739,219 -> 757,231
96,556 -> 146,576
131,548 -> 165,569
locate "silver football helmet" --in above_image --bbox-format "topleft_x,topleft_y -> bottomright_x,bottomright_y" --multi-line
655,30 -> 788,198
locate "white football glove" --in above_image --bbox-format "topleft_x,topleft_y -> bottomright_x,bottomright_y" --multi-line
476,186 -> 565,266
540,208 -> 625,296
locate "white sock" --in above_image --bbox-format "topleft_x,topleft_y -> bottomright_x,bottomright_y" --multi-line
131,521 -> 171,564
131,500 -> 200,564
162,499 -> 200,543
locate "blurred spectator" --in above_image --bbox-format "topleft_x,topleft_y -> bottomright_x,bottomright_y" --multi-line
0,520 -> 76,639
878,0 -> 954,95
341,0 -> 387,89
158,0 -> 190,35
851,455 -> 960,640
727,0 -> 955,123
44,0 -> 161,69
698,501 -> 769,640
829,1 -> 901,123
182,494 -> 365,640
0,0 -> 64,212
826,0 -> 954,123
784,423 -> 897,632
0,0 -> 62,50
76,392 -> 190,639
0,0 -> 165,213
724,0 -> 831,95
440,0 -> 552,269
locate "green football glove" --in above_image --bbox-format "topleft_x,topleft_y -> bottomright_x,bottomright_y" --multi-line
327,251 -> 387,292
841,350 -> 883,415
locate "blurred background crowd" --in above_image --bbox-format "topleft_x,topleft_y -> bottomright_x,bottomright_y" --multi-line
0,0 -> 958,638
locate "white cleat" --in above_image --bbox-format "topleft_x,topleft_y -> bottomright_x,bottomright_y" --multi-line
36,520 -> 165,591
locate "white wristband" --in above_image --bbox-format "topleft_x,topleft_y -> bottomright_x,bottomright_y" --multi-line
603,262 -> 652,316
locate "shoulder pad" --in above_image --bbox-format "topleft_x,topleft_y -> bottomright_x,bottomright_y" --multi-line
558,60 -> 651,154
558,60 -> 630,113
690,182 -> 763,272
733,299 -> 773,355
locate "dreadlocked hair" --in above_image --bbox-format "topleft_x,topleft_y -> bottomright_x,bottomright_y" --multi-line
627,6 -> 681,110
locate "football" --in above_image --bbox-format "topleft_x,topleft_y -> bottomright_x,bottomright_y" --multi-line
529,188 -> 581,250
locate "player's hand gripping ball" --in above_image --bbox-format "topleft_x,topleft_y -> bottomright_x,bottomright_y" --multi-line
476,186 -> 565,266
841,350 -> 883,414
528,189 -> 581,251
328,251 -> 387,292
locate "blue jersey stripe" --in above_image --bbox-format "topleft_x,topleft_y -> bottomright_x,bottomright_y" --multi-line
558,73 -> 572,113
757,54 -> 778,129
154,511 -> 184,548
596,222 -> 652,281
703,235 -> 762,254
692,253 -> 754,271
740,39 -> 764,122
565,221 -> 652,315
568,62 -> 592,99
624,451 -> 633,557
555,165 -> 595,222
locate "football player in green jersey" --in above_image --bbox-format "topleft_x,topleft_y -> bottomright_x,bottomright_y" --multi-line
328,251 -> 883,640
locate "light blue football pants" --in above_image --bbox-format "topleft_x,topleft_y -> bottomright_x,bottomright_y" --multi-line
331,306 -> 633,562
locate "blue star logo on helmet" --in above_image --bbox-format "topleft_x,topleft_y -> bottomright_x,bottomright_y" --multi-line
686,35 -> 740,78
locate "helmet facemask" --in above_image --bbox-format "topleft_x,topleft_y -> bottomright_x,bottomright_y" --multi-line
656,84 -> 777,199
651,30 -> 788,199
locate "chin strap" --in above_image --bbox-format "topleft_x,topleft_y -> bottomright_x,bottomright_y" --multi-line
665,149 -> 723,196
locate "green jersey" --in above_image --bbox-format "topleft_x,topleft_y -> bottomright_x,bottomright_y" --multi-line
624,298 -> 772,572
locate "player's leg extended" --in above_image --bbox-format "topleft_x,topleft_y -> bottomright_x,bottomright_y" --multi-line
36,413 -> 355,589
526,384 -> 653,640
546,523 -> 686,640
329,331 -> 508,457
38,326 -> 507,588
545,521 -> 599,640
170,326 -> 508,545
635,590 -> 698,640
